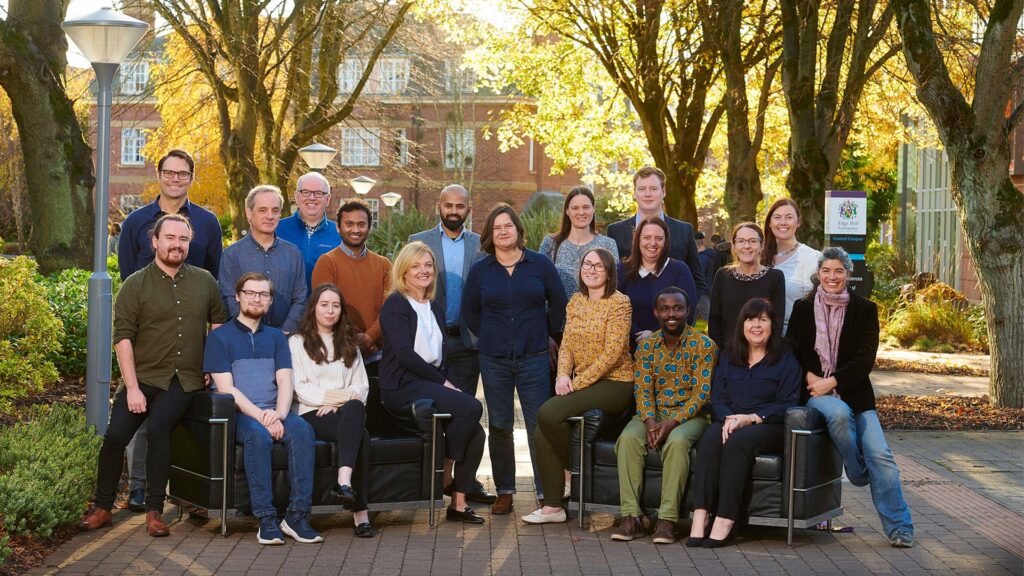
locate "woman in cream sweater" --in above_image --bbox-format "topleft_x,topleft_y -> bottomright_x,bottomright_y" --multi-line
290,284 -> 374,537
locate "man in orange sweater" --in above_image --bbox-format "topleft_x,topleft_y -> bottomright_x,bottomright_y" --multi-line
311,200 -> 391,423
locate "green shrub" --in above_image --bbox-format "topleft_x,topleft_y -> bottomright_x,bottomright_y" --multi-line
0,404 -> 101,539
866,241 -> 913,313
39,269 -> 90,377
367,206 -> 434,260
521,208 -> 561,251
885,298 -> 981,352
0,257 -> 63,411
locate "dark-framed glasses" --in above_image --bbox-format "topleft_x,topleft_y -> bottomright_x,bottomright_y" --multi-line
297,189 -> 329,199
240,289 -> 272,300
160,170 -> 192,180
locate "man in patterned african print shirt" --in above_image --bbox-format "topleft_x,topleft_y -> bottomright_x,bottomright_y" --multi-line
611,287 -> 719,545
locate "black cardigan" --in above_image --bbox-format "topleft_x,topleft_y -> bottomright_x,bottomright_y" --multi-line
786,290 -> 879,413
379,292 -> 452,392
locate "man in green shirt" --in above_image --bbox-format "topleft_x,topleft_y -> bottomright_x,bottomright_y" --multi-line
612,287 -> 718,545
79,213 -> 227,538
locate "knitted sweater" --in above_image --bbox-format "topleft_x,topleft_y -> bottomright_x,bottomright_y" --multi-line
311,247 -> 391,344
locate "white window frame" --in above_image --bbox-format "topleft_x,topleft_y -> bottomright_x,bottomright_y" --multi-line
395,128 -> 409,166
444,60 -> 476,93
445,128 -> 475,170
366,198 -> 380,230
528,137 -> 535,173
119,60 -> 149,96
120,128 -> 146,165
338,56 -> 410,95
340,127 -> 381,167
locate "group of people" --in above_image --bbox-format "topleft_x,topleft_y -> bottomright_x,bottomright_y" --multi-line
78,153 -> 914,551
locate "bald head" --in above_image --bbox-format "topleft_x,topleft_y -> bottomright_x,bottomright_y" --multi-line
295,172 -> 332,224
438,184 -> 470,233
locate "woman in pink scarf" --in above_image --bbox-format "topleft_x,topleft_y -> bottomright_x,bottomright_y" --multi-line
786,247 -> 914,549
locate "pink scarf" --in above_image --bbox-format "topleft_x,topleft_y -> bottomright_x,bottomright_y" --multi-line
813,289 -> 850,377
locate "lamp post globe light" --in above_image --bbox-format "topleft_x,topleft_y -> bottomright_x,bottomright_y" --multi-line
298,142 -> 337,172
63,7 -> 149,434
349,175 -> 377,196
380,192 -> 403,208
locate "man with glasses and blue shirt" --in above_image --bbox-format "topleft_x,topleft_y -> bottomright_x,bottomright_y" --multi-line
116,148 -> 223,514
277,172 -> 340,296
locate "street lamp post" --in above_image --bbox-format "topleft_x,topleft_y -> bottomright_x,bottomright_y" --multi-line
348,175 -> 377,196
63,7 -> 149,434
298,143 -> 337,172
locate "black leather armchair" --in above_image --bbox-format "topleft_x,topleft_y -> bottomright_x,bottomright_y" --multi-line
168,386 -> 450,535
568,406 -> 844,545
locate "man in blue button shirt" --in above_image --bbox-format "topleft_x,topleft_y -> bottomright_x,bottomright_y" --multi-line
116,148 -> 223,513
219,185 -> 307,334
409,184 -> 496,505
277,172 -> 340,295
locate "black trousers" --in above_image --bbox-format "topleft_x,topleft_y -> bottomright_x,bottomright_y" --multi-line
94,377 -> 195,512
381,379 -> 485,494
302,401 -> 370,512
445,333 -> 481,398
690,421 -> 784,521
364,361 -> 382,430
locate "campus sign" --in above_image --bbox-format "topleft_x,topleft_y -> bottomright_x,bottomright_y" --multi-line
824,190 -> 872,296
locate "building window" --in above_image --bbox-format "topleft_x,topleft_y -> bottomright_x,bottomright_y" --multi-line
444,60 -> 476,94
341,127 -> 381,166
528,137 -> 535,173
120,128 -> 146,165
366,198 -> 380,229
394,129 -> 409,166
445,128 -> 474,170
119,194 -> 143,212
338,56 -> 410,95
119,60 -> 149,96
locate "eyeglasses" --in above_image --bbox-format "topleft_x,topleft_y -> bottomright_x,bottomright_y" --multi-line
240,290 -> 272,300
734,239 -> 761,247
160,170 -> 192,181
581,261 -> 606,271
297,189 -> 328,199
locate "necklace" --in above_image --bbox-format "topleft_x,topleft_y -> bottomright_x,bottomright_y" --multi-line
775,243 -> 799,259
497,251 -> 524,268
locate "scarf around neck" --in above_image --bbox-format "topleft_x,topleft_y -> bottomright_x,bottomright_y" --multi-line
813,289 -> 851,377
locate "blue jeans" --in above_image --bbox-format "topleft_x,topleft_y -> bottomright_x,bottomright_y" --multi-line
808,395 -> 914,537
479,352 -> 551,495
235,412 -> 316,519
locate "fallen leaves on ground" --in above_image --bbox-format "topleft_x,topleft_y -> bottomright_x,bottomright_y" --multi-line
875,358 -> 987,377
877,395 -> 1024,430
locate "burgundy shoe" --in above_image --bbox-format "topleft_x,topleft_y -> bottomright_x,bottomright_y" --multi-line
490,494 -> 514,515
146,511 -> 170,537
78,508 -> 113,531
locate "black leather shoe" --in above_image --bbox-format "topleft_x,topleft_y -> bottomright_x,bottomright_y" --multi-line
128,488 -> 146,513
444,480 -> 498,504
354,522 -> 376,538
331,484 -> 356,508
446,506 -> 485,524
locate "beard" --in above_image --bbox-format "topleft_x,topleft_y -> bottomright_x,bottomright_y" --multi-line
240,304 -> 268,321
156,247 -> 187,267
441,213 -> 466,232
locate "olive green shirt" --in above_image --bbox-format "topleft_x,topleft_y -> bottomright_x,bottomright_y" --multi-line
113,262 -> 228,392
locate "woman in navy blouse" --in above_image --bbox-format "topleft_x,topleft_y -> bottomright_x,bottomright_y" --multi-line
379,242 -> 487,525
462,204 -> 568,514
687,298 -> 801,548
616,217 -> 698,348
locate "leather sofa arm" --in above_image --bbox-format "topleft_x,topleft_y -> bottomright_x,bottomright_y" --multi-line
781,406 -> 844,518
183,390 -> 236,422
383,398 -> 440,437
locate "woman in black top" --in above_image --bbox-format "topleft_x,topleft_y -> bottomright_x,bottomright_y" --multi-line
786,247 -> 914,548
379,241 -> 486,525
708,222 -> 785,347
687,298 -> 801,548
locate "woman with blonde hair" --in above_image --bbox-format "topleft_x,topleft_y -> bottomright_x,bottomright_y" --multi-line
379,241 -> 487,524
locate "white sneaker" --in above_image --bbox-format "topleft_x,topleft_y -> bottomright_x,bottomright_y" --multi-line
521,508 -> 567,524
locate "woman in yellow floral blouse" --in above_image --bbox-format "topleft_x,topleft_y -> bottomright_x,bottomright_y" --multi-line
522,247 -> 634,524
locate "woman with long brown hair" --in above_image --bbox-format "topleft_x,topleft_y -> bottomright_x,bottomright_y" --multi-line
289,284 -> 374,537
616,217 -> 698,347
539,186 -> 619,299
761,198 -> 821,332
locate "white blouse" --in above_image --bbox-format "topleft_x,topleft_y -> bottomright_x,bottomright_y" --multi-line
407,296 -> 443,367
289,334 -> 369,416
774,243 -> 822,333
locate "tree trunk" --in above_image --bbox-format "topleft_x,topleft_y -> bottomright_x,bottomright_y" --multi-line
0,0 -> 95,274
785,141 -> 830,244
951,152 -> 1024,408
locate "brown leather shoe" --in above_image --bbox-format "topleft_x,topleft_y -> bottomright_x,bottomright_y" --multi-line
651,519 -> 676,544
146,511 -> 170,537
611,515 -> 645,541
490,494 -> 514,515
78,508 -> 113,531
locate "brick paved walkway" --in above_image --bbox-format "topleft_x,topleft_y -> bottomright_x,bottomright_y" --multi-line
29,433 -> 1023,576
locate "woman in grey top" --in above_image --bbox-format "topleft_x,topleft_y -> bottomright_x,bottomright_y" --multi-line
539,186 -> 619,300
